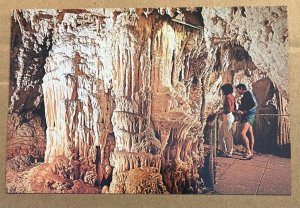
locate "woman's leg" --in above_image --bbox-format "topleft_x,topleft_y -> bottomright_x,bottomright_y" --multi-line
218,114 -> 234,156
224,113 -> 234,156
218,119 -> 226,153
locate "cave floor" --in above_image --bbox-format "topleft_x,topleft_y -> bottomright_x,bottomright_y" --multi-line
214,153 -> 291,195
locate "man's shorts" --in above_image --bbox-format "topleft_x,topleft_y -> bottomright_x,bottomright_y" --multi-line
241,114 -> 256,125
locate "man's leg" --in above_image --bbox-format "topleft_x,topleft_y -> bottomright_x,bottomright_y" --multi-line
240,122 -> 251,156
248,125 -> 254,156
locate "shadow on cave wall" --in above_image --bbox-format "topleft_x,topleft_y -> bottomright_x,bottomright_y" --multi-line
252,78 -> 290,158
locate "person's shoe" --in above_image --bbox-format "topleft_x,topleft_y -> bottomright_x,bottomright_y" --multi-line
217,151 -> 226,157
240,154 -> 253,160
232,151 -> 244,156
217,152 -> 232,158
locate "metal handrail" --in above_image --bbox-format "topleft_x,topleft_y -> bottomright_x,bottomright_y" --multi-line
257,114 -> 289,116
207,115 -> 218,191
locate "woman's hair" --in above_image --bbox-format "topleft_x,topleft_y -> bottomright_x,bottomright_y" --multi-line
236,83 -> 247,91
221,83 -> 233,95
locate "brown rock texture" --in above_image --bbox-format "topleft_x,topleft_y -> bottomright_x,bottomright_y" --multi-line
7,7 -> 289,193
6,155 -> 99,193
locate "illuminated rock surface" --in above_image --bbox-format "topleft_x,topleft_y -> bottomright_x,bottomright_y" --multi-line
7,7 -> 289,193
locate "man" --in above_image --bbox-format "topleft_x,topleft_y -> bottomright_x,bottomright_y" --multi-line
236,84 -> 257,160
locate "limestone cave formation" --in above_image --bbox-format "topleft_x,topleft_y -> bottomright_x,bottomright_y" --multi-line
6,7 -> 289,193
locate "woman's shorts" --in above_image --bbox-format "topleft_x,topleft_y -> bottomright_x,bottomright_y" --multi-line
241,114 -> 256,125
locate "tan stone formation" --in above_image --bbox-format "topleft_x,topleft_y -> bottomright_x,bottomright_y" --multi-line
6,155 -> 99,193
7,113 -> 46,160
7,9 -> 54,161
202,7 -> 288,94
7,7 -> 289,193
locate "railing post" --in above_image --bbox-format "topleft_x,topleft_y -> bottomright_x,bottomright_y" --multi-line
208,115 -> 217,191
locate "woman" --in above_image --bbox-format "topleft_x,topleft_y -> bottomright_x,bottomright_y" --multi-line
217,83 -> 235,158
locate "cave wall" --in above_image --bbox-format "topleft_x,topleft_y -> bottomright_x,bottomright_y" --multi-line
202,6 -> 288,95
7,7 -> 289,193
7,10 -> 56,161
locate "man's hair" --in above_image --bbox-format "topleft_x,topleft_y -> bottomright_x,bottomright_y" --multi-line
221,83 -> 233,95
236,83 -> 247,91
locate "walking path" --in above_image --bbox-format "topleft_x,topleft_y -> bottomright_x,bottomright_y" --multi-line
215,153 -> 291,195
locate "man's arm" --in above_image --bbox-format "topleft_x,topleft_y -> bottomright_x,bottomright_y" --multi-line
249,92 -> 258,111
245,92 -> 256,111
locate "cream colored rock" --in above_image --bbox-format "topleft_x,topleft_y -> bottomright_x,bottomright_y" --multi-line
7,7 -> 289,194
